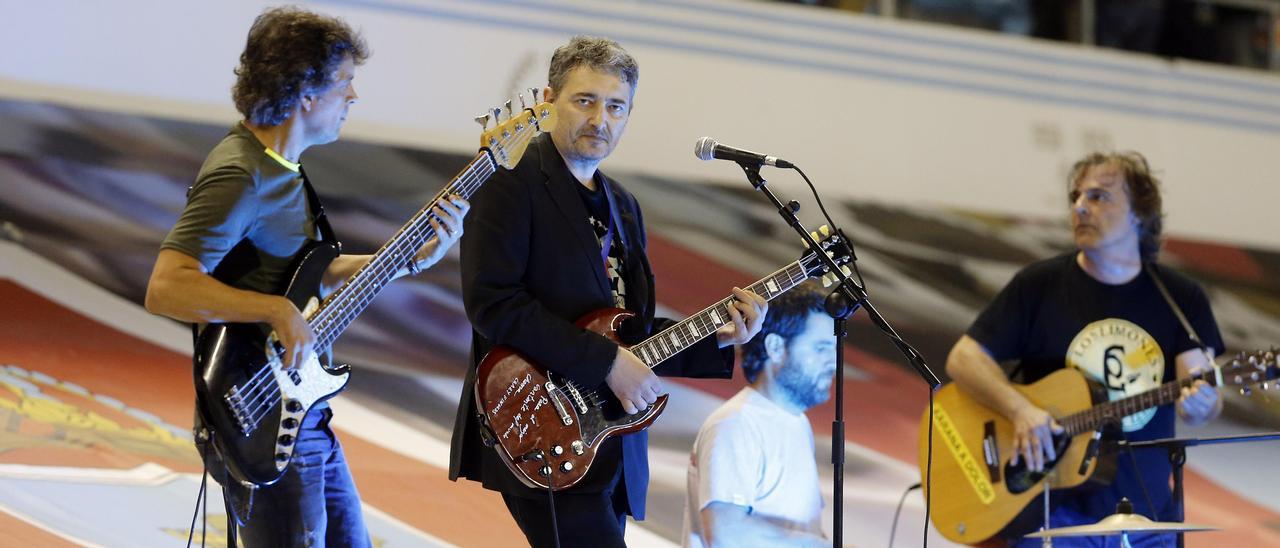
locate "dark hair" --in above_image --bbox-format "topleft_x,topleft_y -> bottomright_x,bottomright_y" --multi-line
740,280 -> 828,383
232,6 -> 368,126
1067,151 -> 1164,261
548,35 -> 639,93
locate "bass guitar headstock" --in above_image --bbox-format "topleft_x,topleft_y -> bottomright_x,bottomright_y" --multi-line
477,87 -> 558,169
798,224 -> 854,287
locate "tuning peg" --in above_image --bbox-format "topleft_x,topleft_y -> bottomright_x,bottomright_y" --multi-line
492,107 -> 503,122
530,87 -> 541,102
504,99 -> 514,119
840,265 -> 853,277
474,112 -> 491,129
518,92 -> 527,110
822,273 -> 835,288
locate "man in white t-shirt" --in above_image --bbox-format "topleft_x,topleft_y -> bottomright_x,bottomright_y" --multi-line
684,281 -> 836,547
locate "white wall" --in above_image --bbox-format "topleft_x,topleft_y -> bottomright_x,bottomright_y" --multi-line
4,0 -> 1278,249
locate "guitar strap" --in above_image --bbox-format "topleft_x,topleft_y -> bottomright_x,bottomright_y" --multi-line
1144,263 -> 1208,353
298,166 -> 340,252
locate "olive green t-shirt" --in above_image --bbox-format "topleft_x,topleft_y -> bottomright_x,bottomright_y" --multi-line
162,123 -> 318,295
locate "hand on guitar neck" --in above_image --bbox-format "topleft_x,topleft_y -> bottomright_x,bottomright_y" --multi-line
1177,349 -> 1221,426
605,288 -> 767,415
1177,378 -> 1220,425
408,196 -> 469,274
714,287 -> 769,348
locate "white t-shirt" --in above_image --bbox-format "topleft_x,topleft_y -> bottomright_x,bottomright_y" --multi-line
683,386 -> 822,548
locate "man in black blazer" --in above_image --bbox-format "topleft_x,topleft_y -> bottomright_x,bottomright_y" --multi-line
449,36 -> 768,547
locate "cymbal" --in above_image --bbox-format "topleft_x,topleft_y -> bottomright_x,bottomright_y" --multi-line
1025,512 -> 1218,538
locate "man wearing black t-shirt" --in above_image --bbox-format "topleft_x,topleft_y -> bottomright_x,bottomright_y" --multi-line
145,8 -> 466,546
945,152 -> 1223,547
449,36 -> 767,547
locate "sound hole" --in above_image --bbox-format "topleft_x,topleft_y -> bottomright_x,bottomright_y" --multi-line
1004,432 -> 1072,494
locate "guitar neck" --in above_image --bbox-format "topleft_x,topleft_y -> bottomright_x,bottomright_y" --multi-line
1060,374 -> 1212,436
631,258 -> 811,369
309,153 -> 497,352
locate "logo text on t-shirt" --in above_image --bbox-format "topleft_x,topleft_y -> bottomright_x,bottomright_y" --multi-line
1065,318 -> 1165,431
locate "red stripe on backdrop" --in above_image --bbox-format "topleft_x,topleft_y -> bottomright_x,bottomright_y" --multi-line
0,281 -> 201,473
1164,238 -> 1264,282
0,510 -> 77,547
1183,471 -> 1280,546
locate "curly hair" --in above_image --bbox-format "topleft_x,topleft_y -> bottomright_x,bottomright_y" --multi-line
1067,151 -> 1164,261
548,35 -> 639,94
232,6 -> 369,126
740,280 -> 828,383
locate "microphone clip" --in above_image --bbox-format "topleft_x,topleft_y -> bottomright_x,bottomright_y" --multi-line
737,161 -> 768,190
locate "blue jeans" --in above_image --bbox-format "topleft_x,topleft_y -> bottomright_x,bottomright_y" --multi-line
212,407 -> 370,547
1012,504 -> 1175,548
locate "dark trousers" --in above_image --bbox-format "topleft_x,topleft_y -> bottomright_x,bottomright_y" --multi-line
501,467 -> 630,548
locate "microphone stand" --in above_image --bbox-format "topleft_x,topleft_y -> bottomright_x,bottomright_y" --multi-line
1117,431 -> 1280,548
735,162 -> 942,547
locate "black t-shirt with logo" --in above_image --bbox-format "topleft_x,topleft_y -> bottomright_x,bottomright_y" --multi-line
967,253 -> 1223,521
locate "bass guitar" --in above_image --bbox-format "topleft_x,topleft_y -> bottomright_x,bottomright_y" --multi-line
195,94 -> 556,487
918,349 -> 1278,544
476,228 -> 853,490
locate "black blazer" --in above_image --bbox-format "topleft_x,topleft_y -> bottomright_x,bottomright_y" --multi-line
449,134 -> 733,518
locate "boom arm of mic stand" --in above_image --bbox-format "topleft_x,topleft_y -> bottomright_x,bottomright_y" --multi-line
737,162 -> 942,389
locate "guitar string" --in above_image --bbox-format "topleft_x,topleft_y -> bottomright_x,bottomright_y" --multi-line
233,150 -> 505,428
230,159 -> 497,426
1061,372 -> 1213,435
233,148 -> 508,427
309,154 -> 496,345
570,253 -> 821,412
229,117 -> 542,430
632,258 -> 811,370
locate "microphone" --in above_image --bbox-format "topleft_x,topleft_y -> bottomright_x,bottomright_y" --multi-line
694,137 -> 793,168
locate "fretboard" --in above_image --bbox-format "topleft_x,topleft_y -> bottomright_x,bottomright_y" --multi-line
309,153 -> 496,352
1059,374 -> 1215,436
631,257 -> 814,369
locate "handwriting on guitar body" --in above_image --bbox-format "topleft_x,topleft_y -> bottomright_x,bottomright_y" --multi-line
492,373 -> 534,416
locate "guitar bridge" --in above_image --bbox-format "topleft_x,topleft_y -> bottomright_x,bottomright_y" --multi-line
544,381 -> 574,426
224,385 -> 255,436
982,421 -> 1000,482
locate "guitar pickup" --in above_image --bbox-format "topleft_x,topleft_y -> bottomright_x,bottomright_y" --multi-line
983,421 -> 1001,483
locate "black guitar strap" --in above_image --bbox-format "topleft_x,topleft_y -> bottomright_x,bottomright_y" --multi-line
1144,263 -> 1208,353
298,166 -> 340,252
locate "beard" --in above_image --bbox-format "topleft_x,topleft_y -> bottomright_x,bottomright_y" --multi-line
775,358 -> 833,410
